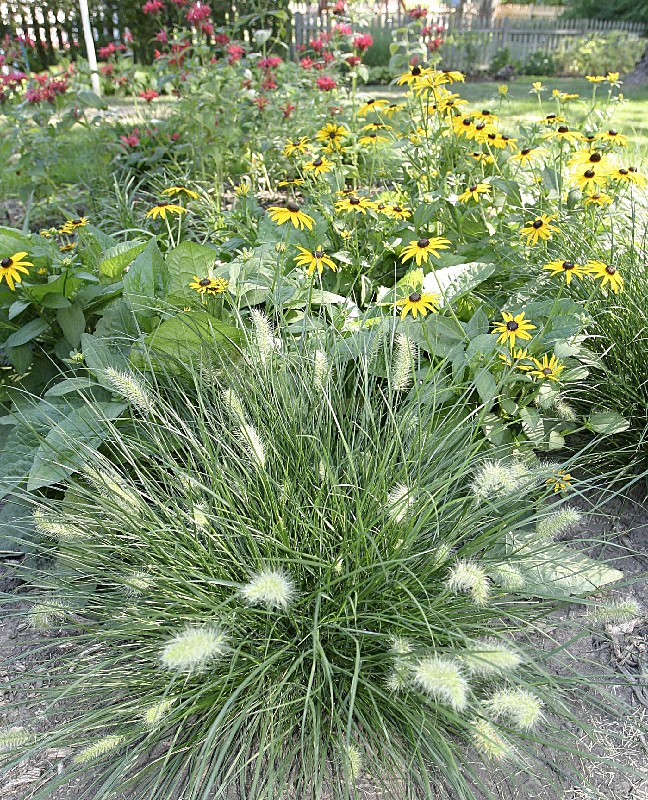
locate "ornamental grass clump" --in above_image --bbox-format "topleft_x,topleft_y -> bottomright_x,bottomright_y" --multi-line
1,347 -> 632,799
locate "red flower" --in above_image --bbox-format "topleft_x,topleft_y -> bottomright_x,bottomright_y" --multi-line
352,33 -> 373,51
120,133 -> 140,147
258,55 -> 282,70
170,132 -> 180,141
280,102 -> 296,118
241,78 -> 253,89
123,30 -> 134,43
407,5 -> 427,19
198,21 -> 213,35
253,95 -> 269,110
261,76 -> 277,90
300,56 -> 313,70
100,63 -> 114,75
427,37 -> 443,51
98,42 -> 117,59
309,37 -> 325,53
332,22 -> 352,35
346,55 -> 361,67
322,51 -> 335,63
214,33 -> 230,45
155,29 -> 168,43
140,89 -> 159,102
332,0 -> 345,13
316,75 -> 336,91
226,43 -> 245,64
142,0 -> 164,13
186,2 -> 211,23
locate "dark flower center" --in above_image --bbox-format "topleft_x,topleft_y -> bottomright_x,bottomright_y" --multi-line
542,367 -> 553,375
584,169 -> 595,178
292,140 -> 301,146
287,201 -> 300,212
462,118 -> 472,126
157,202 -> 170,207
487,132 -> 496,140
1,257 -> 12,268
532,219 -> 544,229
367,98 -> 375,105
376,203 -> 386,210
409,292 -> 422,302
629,166 -> 638,172
393,205 -> 403,212
605,265 -> 616,275
619,168 -> 629,175
73,218 -> 83,224
417,238 -> 430,248
412,66 -> 421,76
562,261 -> 575,270
557,126 -> 569,133
312,157 -> 323,167
199,278 -> 211,286
521,147 -> 531,155
349,197 -> 360,205
475,122 -> 486,130
469,185 -> 478,192
314,249 -> 324,258
368,133 -> 377,138
589,152 -> 602,163
481,110 -> 490,115
547,114 -> 557,119
506,321 -> 519,331
608,130 -> 618,136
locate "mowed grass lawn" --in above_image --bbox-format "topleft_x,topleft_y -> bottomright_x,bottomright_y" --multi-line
362,76 -> 648,157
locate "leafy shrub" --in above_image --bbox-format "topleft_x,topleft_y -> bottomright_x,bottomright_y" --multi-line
554,31 -> 645,76
521,49 -> 560,76
1,341 -> 629,799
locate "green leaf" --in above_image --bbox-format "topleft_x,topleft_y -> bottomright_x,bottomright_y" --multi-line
40,293 -> 71,309
145,312 -> 242,362
518,541 -> 623,597
98,240 -> 149,279
0,495 -> 37,554
424,262 -> 496,303
81,332 -> 129,373
5,343 -> 33,374
27,402 -> 127,491
8,300 -> 30,320
474,368 -> 498,406
402,314 -> 466,358
4,318 -> 50,348
587,411 -> 630,435
166,241 -> 218,301
123,238 -> 167,314
56,304 -> 86,348
24,271 -> 84,303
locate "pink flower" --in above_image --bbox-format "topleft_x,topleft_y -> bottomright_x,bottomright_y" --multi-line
186,2 -> 211,23
120,133 -> 140,147
316,75 -> 336,91
309,37 -> 325,53
100,63 -> 114,75
332,22 -> 352,35
346,55 -> 361,66
123,30 -> 134,43
226,43 -> 245,64
280,102 -> 296,118
140,89 -> 159,102
155,29 -> 168,43
170,132 -> 180,141
98,42 -> 117,59
258,55 -> 282,70
352,33 -> 373,51
300,56 -> 313,70
322,51 -> 335,63
198,21 -> 213,35
332,0 -> 345,13
427,37 -> 443,51
142,0 -> 164,13
407,5 -> 427,19
214,33 -> 230,45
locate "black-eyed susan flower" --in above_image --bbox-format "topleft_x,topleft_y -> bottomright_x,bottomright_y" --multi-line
473,109 -> 498,121
357,98 -> 390,116
283,136 -> 310,157
509,146 -> 547,166
315,123 -> 348,151
146,202 -> 187,220
492,311 -> 537,347
400,236 -> 451,266
334,195 -> 375,214
457,183 -> 491,203
162,186 -> 199,199
586,75 -> 606,83
437,94 -> 468,114
59,217 -> 89,234
586,260 -> 624,293
519,215 -> 558,246
472,121 -> 498,144
570,166 -> 608,192
606,71 -> 620,84
451,114 -> 475,139
469,152 -> 495,164
358,131 -> 390,146
546,469 -> 573,493
543,125 -> 584,145
397,290 -> 440,320
498,348 -> 534,371
396,63 -> 432,85
293,245 -> 337,276
543,259 -> 587,285
303,155 -> 333,176
59,242 -> 76,252
383,205 -> 411,220
443,70 -> 465,83
626,167 -> 647,188
530,353 -> 565,382
362,122 -> 393,132
189,276 -> 229,295
267,201 -> 314,230
567,149 -> 611,170
0,252 -> 33,290
382,103 -> 405,118
234,182 -> 251,196
584,191 -> 613,207
540,113 -> 566,125
277,178 -> 304,188
596,129 -> 628,147
485,132 -> 518,150
553,90 -> 579,102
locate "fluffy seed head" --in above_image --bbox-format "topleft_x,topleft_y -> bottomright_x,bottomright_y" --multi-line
73,735 -> 124,765
588,598 -> 642,625
142,698 -> 177,730
342,743 -> 363,779
446,560 -> 491,605
249,309 -> 275,365
553,397 -> 578,422
240,568 -> 295,610
386,662 -> 410,693
386,483 -> 415,524
240,423 -> 266,469
27,597 -> 69,630
84,467 -> 140,510
103,367 -> 154,415
431,542 -> 453,567
536,506 -> 583,540
123,570 -> 153,597
0,728 -> 31,753
471,719 -> 513,761
391,333 -> 415,392
221,388 -> 247,425
192,501 -> 209,530
462,638 -> 523,677
412,656 -> 469,711
313,349 -> 329,392
486,688 -> 544,730
33,509 -> 85,542
389,635 -> 414,656
490,563 -> 525,591
160,625 -> 228,672
471,459 -> 529,502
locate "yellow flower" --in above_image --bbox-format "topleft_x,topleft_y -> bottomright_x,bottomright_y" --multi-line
316,123 -> 348,151
583,191 -> 613,207
586,75 -> 606,83
396,63 -> 432,85
189,276 -> 229,295
546,469 -> 572,493
625,167 -> 647,187
519,215 -> 558,246
277,178 -> 304,188
543,259 -> 587,285
382,103 -> 405,118
334,196 -> 376,214
567,150 -> 612,170
146,203 -> 187,220
59,217 -> 89,234
529,353 -> 565,382
570,166 -> 608,193
606,72 -> 620,84
498,84 -> 508,96
0,252 -> 33,290
436,94 -> 468,114
358,132 -> 390,146
457,183 -> 491,203
283,136 -> 310,157
234,182 -> 251,196
498,347 -> 534,372
397,290 -> 440,320
361,122 -> 392,132
357,98 -> 390,117
162,186 -> 199,200
540,113 -> 566,126
531,81 -> 544,91
492,311 -> 536,348
382,204 -> 411,220
267,202 -> 314,230
595,129 -> 628,147
543,125 -> 584,144
451,114 -> 476,139
473,109 -> 498,122
303,155 -> 333,176
509,146 -> 547,167
468,151 -> 495,164
553,90 -> 579,102
400,236 -> 451,266
293,245 -> 337,276
586,260 -> 624,293
59,243 -> 76,252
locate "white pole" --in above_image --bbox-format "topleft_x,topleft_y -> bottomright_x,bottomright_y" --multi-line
78,0 -> 102,96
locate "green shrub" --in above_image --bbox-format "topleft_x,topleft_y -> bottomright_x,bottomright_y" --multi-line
521,50 -> 560,76
554,31 -> 645,76
1,336 -> 631,799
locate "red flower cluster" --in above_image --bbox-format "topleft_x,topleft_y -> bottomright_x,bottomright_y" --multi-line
214,33 -> 230,46
25,75 -> 68,104
316,75 -> 336,91
142,0 -> 164,14
258,56 -> 282,70
186,2 -> 211,23
407,5 -> 427,19
226,43 -> 245,64
140,89 -> 159,102
155,29 -> 168,43
352,33 -> 373,51
120,129 -> 140,147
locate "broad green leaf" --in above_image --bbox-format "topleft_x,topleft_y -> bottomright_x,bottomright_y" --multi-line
0,495 -> 37,554
423,262 -> 496,303
123,239 -> 167,314
474,368 -> 498,406
587,411 -> 630,435
166,241 -> 219,301
145,312 -> 242,362
519,542 -> 623,597
4,318 -> 50,348
57,304 -> 86,347
24,271 -> 84,302
8,300 -> 30,320
98,240 -> 148,279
